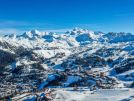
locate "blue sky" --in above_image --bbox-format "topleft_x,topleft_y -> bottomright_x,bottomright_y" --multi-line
0,0 -> 134,34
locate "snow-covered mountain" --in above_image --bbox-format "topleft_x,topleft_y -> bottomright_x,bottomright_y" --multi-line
0,28 -> 134,98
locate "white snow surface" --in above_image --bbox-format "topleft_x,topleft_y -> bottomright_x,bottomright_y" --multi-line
0,28 -> 134,100
54,88 -> 134,101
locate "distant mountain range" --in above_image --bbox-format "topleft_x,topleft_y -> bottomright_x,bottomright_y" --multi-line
0,28 -> 134,97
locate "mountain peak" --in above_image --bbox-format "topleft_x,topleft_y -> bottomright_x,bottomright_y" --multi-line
21,29 -> 43,39
30,29 -> 40,35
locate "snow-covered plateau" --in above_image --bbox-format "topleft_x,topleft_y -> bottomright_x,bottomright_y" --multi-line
0,28 -> 133,101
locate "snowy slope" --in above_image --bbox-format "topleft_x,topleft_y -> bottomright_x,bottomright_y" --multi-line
0,28 -> 134,99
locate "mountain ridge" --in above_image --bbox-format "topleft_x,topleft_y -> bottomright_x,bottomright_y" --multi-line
0,28 -> 134,98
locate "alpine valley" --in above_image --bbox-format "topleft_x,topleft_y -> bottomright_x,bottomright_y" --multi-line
0,28 -> 134,101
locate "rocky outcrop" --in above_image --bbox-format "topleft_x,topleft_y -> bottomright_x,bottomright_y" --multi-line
114,58 -> 134,74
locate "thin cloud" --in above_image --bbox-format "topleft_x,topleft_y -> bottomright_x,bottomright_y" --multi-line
0,20 -> 64,28
0,28 -> 24,35
0,28 -> 72,35
0,20 -> 73,34
74,23 -> 103,31
0,20 -> 103,34
42,28 -> 72,33
0,21 -> 31,28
